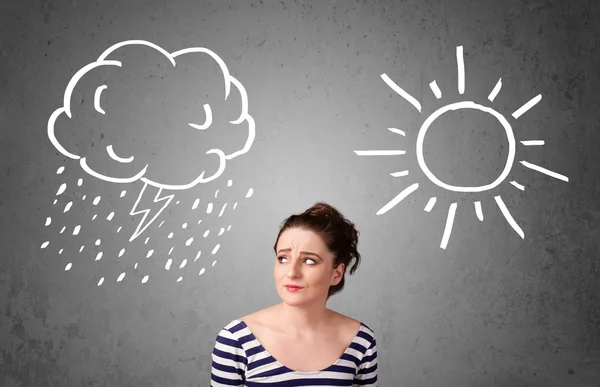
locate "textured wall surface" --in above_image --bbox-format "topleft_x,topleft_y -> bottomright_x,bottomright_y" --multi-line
1,0 -> 599,386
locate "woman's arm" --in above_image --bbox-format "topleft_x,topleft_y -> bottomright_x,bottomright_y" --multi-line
353,337 -> 378,386
210,328 -> 247,387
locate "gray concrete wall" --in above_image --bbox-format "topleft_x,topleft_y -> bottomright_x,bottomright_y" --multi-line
1,0 -> 599,385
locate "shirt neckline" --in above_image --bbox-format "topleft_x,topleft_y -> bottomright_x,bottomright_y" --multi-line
235,319 -> 365,375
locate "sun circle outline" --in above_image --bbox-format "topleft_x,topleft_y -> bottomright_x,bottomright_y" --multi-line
416,101 -> 516,193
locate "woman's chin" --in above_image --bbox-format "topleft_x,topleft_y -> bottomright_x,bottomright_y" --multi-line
277,292 -> 308,306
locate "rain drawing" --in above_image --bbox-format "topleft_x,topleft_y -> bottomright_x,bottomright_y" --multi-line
42,40 -> 255,284
355,45 -> 569,250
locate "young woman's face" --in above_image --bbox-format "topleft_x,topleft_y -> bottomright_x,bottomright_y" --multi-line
274,227 -> 344,306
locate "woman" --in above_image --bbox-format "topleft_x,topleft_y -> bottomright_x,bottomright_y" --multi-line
210,202 -> 378,386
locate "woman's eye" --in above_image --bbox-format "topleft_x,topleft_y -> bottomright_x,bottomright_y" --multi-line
277,257 -> 315,265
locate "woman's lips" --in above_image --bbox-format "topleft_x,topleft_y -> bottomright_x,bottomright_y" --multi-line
284,285 -> 303,292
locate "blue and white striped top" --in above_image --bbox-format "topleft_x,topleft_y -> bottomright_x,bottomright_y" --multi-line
211,319 -> 378,386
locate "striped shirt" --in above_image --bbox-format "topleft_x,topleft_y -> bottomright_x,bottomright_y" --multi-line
211,319 -> 377,386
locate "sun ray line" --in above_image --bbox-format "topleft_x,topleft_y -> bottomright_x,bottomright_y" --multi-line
520,140 -> 545,146
424,197 -> 436,212
440,203 -> 458,249
488,78 -> 502,102
388,128 -> 406,136
474,201 -> 484,221
354,150 -> 406,156
429,80 -> 442,99
512,94 -> 542,119
390,170 -> 409,177
381,73 -> 422,112
510,181 -> 525,191
520,160 -> 569,182
456,46 -> 465,94
376,183 -> 419,215
494,196 -> 524,238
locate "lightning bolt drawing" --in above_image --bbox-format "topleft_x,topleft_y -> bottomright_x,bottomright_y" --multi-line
129,181 -> 174,242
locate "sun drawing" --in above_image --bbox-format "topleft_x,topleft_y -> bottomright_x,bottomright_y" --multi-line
355,45 -> 569,250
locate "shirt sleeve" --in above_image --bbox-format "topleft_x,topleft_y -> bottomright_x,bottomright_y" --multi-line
353,337 -> 378,386
210,327 -> 247,387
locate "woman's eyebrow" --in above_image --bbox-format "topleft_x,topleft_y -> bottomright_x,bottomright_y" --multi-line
276,248 -> 323,259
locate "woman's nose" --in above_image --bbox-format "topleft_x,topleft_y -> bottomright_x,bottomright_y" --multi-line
286,262 -> 301,278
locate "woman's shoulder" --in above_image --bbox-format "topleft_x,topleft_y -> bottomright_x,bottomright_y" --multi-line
329,311 -> 376,348
216,317 -> 249,338
328,310 -> 367,330
239,304 -> 280,324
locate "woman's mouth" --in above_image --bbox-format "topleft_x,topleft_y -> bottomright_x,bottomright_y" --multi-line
284,285 -> 304,292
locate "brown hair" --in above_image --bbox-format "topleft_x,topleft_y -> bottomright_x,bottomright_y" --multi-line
273,202 -> 361,298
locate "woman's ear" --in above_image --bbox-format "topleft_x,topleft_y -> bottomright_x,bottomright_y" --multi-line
332,263 -> 345,285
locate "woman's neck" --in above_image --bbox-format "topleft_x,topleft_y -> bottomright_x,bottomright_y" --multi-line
274,301 -> 334,337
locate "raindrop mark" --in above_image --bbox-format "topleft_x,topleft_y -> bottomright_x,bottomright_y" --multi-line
118,248 -> 125,257
215,189 -> 219,198
82,195 -> 86,200
246,188 -> 253,198
233,202 -> 238,210
65,263 -> 72,271
218,228 -> 225,236
194,251 -> 202,262
158,220 -> 165,228
59,249 -> 63,254
179,259 -> 187,269
73,225 -> 81,235
45,217 -> 52,226
56,183 -> 67,196
168,247 -> 174,255
41,241 -> 50,249
227,179 -> 233,187
185,237 -> 194,246
95,252 -> 103,261
212,244 -> 220,254
64,202 -> 73,213
227,225 -> 232,231
146,249 -> 154,258
182,222 -> 188,229
117,226 -> 122,233
218,203 -> 228,217
207,203 -> 213,214
117,272 -> 126,282
134,262 -> 138,269
56,166 -> 65,174
53,199 -> 57,205
168,232 -> 174,239
192,198 -> 200,210
98,277 -> 104,286
77,178 -> 83,186
203,230 -> 210,238
79,245 -> 84,252
120,190 -> 126,198
106,212 -> 114,221
93,196 -> 101,205
165,259 -> 172,270
177,277 -> 183,282
92,214 -> 97,220
141,275 -> 149,284
95,239 -> 101,246
212,260 -> 217,267
144,237 -> 150,244
197,219 -> 202,225
176,200 -> 180,204
199,268 -> 206,275
60,226 -> 66,234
